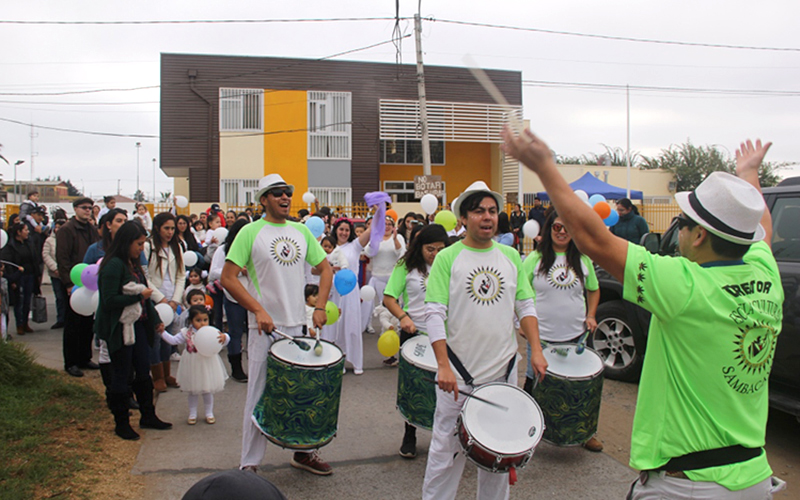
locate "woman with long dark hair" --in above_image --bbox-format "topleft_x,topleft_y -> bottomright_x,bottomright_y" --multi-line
1,223 -> 41,336
176,214 -> 200,252
328,217 -> 371,374
144,212 -> 185,392
521,210 -> 603,452
208,218 -> 249,382
95,221 -> 172,440
383,223 -> 449,459
494,212 -> 514,246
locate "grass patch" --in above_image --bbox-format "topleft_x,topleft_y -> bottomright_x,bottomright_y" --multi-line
0,341 -> 107,500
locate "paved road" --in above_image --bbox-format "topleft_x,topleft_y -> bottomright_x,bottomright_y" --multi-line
18,282 -> 798,499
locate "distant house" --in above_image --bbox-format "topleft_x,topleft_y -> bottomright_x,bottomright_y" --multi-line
159,53 -> 524,206
5,180 -> 70,203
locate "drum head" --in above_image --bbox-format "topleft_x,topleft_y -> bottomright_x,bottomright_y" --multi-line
462,383 -> 543,454
543,344 -> 604,379
270,337 -> 343,367
400,335 -> 437,372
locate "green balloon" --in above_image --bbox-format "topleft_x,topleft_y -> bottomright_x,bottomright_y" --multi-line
325,301 -> 340,325
70,263 -> 89,287
434,210 -> 457,231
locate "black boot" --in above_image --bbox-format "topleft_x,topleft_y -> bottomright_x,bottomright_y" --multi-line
109,393 -> 140,441
228,353 -> 248,382
399,423 -> 417,459
132,378 -> 173,430
100,363 -> 113,410
523,376 -> 534,395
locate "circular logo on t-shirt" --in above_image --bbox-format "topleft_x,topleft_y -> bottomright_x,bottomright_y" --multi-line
733,323 -> 777,375
466,266 -> 505,306
270,237 -> 302,266
546,263 -> 580,290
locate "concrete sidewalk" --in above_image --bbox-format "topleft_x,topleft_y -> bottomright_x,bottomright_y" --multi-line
19,282 -> 635,500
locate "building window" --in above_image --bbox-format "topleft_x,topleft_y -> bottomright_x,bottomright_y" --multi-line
309,187 -> 352,209
380,140 -> 445,165
220,179 -> 260,206
220,89 -> 263,132
384,180 -> 446,203
308,91 -> 351,159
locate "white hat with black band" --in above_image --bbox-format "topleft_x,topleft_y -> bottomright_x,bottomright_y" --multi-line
674,171 -> 766,245
255,174 -> 294,201
452,180 -> 504,218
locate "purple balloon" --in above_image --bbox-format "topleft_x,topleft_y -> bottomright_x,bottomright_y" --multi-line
81,264 -> 100,291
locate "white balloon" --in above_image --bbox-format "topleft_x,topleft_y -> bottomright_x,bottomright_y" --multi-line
214,227 -> 229,242
183,251 -> 198,268
420,193 -> 439,215
574,190 -> 589,203
154,303 -> 174,327
175,195 -> 189,208
302,192 -> 316,204
70,287 -> 97,316
523,220 -> 541,239
194,326 -> 224,357
0,229 -> 7,249
360,285 -> 376,302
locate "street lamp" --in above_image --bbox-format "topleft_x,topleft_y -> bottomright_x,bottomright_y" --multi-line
14,160 -> 24,203
135,142 -> 141,201
152,158 -> 157,203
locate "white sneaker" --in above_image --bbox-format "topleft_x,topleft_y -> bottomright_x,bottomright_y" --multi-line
170,352 -> 182,361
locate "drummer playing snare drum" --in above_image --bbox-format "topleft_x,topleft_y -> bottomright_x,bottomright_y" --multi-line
422,181 -> 547,500
222,174 -> 335,476
520,210 -> 604,452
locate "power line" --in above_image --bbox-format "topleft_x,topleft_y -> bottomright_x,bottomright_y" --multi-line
522,79 -> 800,97
0,117 -> 158,138
0,17 -> 401,25
432,18 -> 800,52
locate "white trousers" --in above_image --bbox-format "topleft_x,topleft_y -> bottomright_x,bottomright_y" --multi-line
628,471 -> 781,499
422,369 -> 517,500
329,289 -> 362,371
240,325 -> 303,468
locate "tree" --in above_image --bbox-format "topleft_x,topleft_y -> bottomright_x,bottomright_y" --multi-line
133,189 -> 147,202
641,141 -> 783,191
0,144 -> 7,165
64,179 -> 82,196
159,191 -> 172,203
556,144 -> 643,167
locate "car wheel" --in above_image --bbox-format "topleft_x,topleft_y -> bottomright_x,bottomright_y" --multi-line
590,300 -> 645,382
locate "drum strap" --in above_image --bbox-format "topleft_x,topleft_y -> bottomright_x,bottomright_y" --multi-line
446,346 -> 516,387
656,445 -> 763,472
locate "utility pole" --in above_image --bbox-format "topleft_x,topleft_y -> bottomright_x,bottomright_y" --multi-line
135,142 -> 141,200
626,84 -> 631,199
152,158 -> 156,204
14,160 -> 24,203
414,11 -> 432,176
29,123 -> 38,191
117,179 -> 121,195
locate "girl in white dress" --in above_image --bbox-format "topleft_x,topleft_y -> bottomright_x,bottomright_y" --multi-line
161,305 -> 230,424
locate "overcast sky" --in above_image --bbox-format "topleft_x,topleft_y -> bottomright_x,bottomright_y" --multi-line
1,0 -> 798,201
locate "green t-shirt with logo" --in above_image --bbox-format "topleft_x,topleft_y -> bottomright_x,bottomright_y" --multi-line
624,241 -> 782,490
226,219 -> 326,328
425,240 -> 533,385
384,263 -> 431,333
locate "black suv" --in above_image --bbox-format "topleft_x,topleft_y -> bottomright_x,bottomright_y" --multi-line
592,177 -> 800,419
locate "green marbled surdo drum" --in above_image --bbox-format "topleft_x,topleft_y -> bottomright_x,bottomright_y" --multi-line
531,343 -> 604,446
397,335 -> 438,430
253,337 -> 344,450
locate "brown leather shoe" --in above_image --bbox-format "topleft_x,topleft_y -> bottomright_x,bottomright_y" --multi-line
16,325 -> 25,336
23,324 -> 33,333
150,364 -> 167,393
583,436 -> 604,452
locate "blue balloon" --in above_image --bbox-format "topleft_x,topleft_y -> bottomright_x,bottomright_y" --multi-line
71,285 -> 80,294
604,210 -> 620,227
176,305 -> 182,316
334,269 -> 357,295
588,194 -> 606,207
305,216 -> 325,239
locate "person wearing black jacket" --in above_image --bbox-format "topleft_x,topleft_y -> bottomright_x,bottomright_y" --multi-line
1,222 -> 41,336
510,203 -> 526,253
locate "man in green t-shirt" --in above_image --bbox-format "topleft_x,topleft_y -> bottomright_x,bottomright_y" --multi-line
503,131 -> 784,499
421,180 -> 547,500
221,174 -> 334,476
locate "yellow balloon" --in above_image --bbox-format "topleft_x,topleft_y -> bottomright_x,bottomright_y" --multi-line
377,330 -> 400,357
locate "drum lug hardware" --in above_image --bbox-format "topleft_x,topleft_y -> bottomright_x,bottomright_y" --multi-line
528,425 -> 537,437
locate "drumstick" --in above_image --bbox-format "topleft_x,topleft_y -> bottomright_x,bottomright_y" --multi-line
576,330 -> 591,355
422,378 -> 508,411
272,329 -> 311,351
540,340 -> 569,357
463,54 -> 527,138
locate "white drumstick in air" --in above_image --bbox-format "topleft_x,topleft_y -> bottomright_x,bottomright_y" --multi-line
463,54 -> 526,137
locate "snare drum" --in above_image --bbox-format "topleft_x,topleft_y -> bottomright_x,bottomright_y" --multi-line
531,343 -> 604,446
252,337 -> 345,450
456,382 -> 544,473
396,335 -> 437,430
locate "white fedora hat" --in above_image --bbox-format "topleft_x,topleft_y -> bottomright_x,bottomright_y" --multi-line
255,174 -> 294,201
674,171 -> 765,245
452,180 -> 504,217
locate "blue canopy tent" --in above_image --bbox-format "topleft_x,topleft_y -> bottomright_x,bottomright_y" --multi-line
536,172 -> 643,201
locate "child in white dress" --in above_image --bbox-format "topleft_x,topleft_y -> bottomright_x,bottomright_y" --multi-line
161,305 -> 229,424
